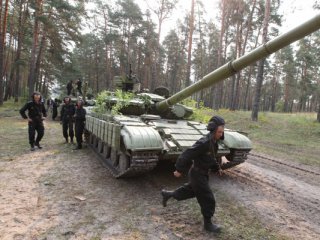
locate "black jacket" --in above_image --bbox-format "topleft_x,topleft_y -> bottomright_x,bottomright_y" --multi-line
20,101 -> 47,120
175,133 -> 220,174
74,107 -> 86,122
77,81 -> 82,89
60,103 -> 76,122
67,82 -> 73,90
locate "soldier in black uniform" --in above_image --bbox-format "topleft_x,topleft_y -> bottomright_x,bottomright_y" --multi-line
52,98 -> 59,120
161,116 -> 225,233
19,92 -> 47,151
76,79 -> 82,95
66,80 -> 73,95
74,99 -> 86,150
60,97 -> 76,143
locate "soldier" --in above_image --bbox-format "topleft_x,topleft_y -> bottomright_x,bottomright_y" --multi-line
19,92 -> 47,151
67,80 -> 73,95
60,96 -> 76,143
76,78 -> 82,95
83,81 -> 88,102
74,99 -> 86,150
52,98 -> 59,120
161,116 -> 225,233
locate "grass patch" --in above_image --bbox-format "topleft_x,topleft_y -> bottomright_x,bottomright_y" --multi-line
0,117 -> 28,160
175,189 -> 288,239
191,108 -> 320,167
213,189 -> 289,239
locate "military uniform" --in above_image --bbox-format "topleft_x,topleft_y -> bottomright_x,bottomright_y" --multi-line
161,115 -> 225,233
52,99 -> 59,120
60,101 -> 76,143
20,94 -> 47,149
74,105 -> 86,149
173,134 -> 220,218
76,79 -> 82,95
67,81 -> 73,95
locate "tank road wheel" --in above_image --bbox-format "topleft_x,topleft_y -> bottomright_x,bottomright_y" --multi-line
98,139 -> 104,153
89,133 -> 94,145
84,129 -> 90,143
110,149 -> 119,167
94,136 -> 99,149
103,144 -> 111,159
118,152 -> 130,173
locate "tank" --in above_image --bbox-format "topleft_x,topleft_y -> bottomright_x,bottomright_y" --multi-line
84,14 -> 320,178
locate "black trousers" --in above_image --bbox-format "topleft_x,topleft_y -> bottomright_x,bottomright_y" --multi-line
67,88 -> 72,95
52,108 -> 57,120
75,121 -> 84,145
173,168 -> 215,218
62,119 -> 74,140
28,121 -> 44,145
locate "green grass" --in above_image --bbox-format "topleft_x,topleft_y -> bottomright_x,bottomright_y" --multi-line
180,190 -> 288,239
192,108 -> 320,167
214,190 -> 289,240
0,99 -> 22,117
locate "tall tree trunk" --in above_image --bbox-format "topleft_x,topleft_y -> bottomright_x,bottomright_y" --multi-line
28,0 -> 42,98
317,101 -> 320,122
185,0 -> 195,88
14,0 -> 26,102
35,32 -> 46,92
0,0 -> 9,105
242,67 -> 253,109
213,0 -> 227,110
251,0 -> 270,121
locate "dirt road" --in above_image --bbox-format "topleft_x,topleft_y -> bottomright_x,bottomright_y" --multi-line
0,117 -> 319,239
215,153 -> 320,240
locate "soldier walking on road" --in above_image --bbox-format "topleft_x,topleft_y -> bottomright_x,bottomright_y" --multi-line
60,97 -> 76,143
76,78 -> 82,95
74,99 -> 86,150
161,116 -> 225,233
52,98 -> 59,120
67,80 -> 73,96
19,92 -> 47,151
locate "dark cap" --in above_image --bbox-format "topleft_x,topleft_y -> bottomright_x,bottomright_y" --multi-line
207,115 -> 225,132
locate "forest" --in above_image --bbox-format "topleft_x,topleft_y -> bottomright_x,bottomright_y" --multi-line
0,0 -> 319,121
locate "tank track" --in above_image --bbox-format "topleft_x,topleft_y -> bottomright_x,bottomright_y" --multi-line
221,149 -> 250,170
88,133 -> 159,178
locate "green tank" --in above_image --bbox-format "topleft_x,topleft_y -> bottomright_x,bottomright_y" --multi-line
85,14 -> 320,178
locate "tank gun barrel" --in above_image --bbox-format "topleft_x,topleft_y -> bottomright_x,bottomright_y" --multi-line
156,14 -> 320,112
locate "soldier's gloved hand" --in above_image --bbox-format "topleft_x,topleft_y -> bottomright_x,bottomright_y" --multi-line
173,170 -> 182,178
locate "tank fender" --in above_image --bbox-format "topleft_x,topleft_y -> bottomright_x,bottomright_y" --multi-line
121,126 -> 163,151
223,131 -> 252,150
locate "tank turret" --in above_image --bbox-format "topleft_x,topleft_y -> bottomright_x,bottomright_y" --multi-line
85,14 -> 320,178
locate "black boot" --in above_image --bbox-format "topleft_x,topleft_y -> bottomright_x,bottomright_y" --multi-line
203,217 -> 221,233
30,144 -> 35,151
35,142 -> 42,149
73,144 -> 82,150
161,190 -> 174,207
65,137 -> 68,143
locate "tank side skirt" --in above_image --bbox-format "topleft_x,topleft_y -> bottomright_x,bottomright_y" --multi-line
87,132 -> 159,178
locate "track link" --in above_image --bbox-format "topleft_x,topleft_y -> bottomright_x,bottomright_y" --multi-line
249,152 -> 320,176
88,134 -> 159,178
221,149 -> 250,170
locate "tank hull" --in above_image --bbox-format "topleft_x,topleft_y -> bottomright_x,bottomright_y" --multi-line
85,112 -> 251,178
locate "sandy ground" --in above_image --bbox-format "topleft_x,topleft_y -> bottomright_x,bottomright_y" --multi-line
216,153 -> 320,240
0,118 -> 319,240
